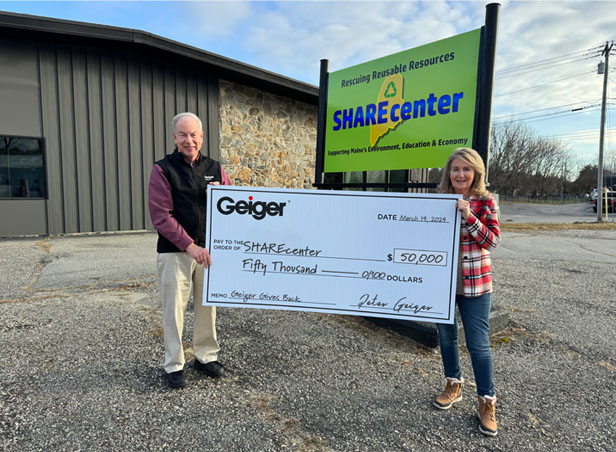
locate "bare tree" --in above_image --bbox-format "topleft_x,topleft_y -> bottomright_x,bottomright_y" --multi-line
604,147 -> 616,175
489,121 -> 572,197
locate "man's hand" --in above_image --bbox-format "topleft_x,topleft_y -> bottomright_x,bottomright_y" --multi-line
186,243 -> 212,267
186,182 -> 220,266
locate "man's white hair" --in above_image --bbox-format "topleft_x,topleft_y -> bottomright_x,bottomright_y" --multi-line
172,112 -> 203,132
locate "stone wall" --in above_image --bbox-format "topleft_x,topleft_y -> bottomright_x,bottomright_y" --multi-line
219,80 -> 318,189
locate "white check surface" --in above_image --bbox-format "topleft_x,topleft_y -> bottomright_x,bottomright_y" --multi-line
204,186 -> 461,324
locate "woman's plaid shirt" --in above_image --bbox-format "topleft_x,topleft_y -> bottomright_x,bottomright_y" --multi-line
460,195 -> 501,297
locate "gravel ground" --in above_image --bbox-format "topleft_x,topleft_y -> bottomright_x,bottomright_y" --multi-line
1,219 -> 615,451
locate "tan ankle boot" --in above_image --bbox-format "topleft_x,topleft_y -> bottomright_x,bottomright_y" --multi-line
433,377 -> 464,410
478,395 -> 498,436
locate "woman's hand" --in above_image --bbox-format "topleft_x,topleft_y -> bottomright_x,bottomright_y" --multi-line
456,199 -> 471,219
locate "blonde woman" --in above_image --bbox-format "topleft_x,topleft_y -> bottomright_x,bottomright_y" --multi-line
433,148 -> 501,436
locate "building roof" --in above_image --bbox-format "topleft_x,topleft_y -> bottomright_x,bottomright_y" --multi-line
0,10 -> 319,104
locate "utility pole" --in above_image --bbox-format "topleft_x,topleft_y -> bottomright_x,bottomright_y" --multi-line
597,41 -> 613,222
561,163 -> 566,202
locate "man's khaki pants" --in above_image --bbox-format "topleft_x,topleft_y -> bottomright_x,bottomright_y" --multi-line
157,252 -> 219,373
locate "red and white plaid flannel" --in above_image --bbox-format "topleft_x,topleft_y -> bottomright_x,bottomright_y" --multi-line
459,195 -> 501,297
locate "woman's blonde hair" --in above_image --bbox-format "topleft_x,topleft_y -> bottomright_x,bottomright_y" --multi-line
438,147 -> 489,197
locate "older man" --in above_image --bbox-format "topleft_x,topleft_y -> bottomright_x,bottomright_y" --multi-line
148,112 -> 231,388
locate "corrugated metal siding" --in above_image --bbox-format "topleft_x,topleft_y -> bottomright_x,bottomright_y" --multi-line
0,40 -> 48,236
38,43 -> 216,234
74,47 -> 93,233
86,50 -> 106,232
39,44 -> 64,234
206,77 -> 220,162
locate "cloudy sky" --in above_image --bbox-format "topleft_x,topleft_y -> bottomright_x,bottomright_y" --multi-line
1,0 -> 615,171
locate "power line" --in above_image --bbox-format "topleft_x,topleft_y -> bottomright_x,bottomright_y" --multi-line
496,57 -> 590,79
549,129 -> 616,138
493,105 -> 605,125
494,44 -> 613,80
494,70 -> 595,97
496,49 -> 589,75
492,100 -> 600,121
546,129 -> 616,140
492,44 -> 616,151
493,103 -> 609,123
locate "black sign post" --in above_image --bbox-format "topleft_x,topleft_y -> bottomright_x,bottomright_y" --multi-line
314,58 -> 329,187
472,2 -> 501,180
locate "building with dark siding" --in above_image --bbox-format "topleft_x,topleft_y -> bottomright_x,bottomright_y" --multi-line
0,11 -> 318,237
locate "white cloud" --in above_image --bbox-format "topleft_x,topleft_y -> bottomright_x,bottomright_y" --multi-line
190,1 -> 489,81
486,0 -> 616,165
188,1 -> 255,39
7,0 -> 614,167
175,0 -> 615,166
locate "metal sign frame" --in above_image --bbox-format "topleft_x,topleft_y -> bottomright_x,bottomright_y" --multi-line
313,3 -> 500,191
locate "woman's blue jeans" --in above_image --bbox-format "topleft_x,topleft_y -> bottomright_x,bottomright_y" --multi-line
436,293 -> 495,397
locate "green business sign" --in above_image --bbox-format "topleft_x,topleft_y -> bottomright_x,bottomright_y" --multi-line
324,28 -> 481,173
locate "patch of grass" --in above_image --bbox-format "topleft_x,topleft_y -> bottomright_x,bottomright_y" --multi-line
501,222 -> 616,232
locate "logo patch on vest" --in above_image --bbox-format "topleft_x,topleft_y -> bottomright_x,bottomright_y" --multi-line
204,175 -> 215,181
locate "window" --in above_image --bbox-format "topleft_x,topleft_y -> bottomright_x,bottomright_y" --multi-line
0,136 -> 46,199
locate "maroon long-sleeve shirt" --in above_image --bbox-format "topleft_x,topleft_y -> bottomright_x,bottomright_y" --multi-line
148,159 -> 232,251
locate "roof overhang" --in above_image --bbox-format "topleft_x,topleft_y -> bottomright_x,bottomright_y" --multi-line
0,10 -> 319,104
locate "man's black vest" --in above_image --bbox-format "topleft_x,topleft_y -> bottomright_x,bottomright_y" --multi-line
155,149 -> 222,253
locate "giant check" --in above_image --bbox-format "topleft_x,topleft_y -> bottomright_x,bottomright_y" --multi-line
204,186 -> 461,324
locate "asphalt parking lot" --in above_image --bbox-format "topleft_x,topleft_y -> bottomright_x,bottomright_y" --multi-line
498,199 -> 615,224
1,202 -> 615,451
